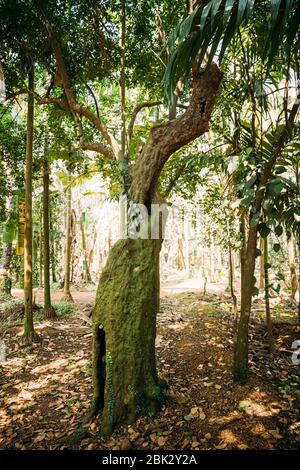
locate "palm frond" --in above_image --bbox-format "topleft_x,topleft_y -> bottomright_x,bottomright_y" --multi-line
164,0 -> 299,102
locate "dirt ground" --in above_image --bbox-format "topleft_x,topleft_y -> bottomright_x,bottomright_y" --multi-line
0,288 -> 299,450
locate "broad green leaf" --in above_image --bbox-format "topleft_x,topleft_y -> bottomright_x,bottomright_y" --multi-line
258,223 -> 271,238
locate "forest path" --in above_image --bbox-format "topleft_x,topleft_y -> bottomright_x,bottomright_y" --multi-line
10,274 -> 236,304
0,291 -> 299,450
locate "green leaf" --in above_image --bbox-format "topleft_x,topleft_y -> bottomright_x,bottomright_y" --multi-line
252,286 -> 259,297
271,282 -> 281,294
258,223 -> 271,238
275,166 -> 286,175
250,212 -> 260,227
286,1 -> 300,53
275,225 -> 283,237
256,248 -> 262,257
241,195 -> 254,208
273,243 -> 281,253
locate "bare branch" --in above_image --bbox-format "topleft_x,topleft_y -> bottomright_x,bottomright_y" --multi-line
128,101 -> 163,144
79,140 -> 114,159
86,84 -> 100,119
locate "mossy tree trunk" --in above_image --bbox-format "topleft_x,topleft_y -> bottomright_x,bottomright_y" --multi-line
43,143 -> 56,318
92,238 -> 162,435
22,64 -> 38,344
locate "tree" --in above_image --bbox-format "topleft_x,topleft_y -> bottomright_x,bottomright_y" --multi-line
166,0 -> 299,383
22,63 -> 39,344
62,172 -> 74,302
42,138 -> 57,317
10,0 -> 215,433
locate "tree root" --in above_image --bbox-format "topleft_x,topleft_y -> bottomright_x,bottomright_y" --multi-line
43,306 -> 57,319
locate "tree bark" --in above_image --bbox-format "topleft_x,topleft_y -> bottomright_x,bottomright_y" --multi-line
259,236 -> 264,290
233,223 -> 257,382
229,246 -> 238,330
39,221 -> 43,289
0,196 -> 13,298
43,144 -> 56,318
92,238 -> 162,435
80,213 -> 92,283
0,242 -> 12,298
130,65 -> 223,206
22,64 -> 38,344
287,232 -> 297,300
263,236 -> 274,352
49,200 -> 57,283
62,174 -> 73,302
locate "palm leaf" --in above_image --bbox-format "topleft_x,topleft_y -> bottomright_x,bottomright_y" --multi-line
164,0 -> 297,101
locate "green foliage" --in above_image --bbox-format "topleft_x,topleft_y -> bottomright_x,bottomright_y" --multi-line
54,303 -> 73,317
165,0 -> 299,100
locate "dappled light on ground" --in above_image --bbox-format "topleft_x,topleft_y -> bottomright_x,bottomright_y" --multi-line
0,291 -> 299,450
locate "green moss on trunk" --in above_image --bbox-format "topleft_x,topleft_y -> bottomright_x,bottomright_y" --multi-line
92,238 -> 163,435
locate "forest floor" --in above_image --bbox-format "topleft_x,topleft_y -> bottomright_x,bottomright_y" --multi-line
0,286 -> 299,450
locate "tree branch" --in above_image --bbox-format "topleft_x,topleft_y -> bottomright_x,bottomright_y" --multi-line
130,64 -> 224,205
38,98 -> 114,159
127,100 -> 188,146
79,140 -> 113,159
163,162 -> 187,198
127,101 -> 163,145
35,0 -> 120,159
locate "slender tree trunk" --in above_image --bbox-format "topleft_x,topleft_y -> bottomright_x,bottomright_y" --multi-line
39,222 -> 43,289
287,232 -> 297,300
233,224 -> 257,382
80,213 -> 92,283
239,211 -> 247,288
43,144 -> 56,318
62,174 -> 73,302
118,0 -> 128,238
297,166 -> 300,324
184,214 -> 190,278
229,246 -> 238,331
263,236 -> 274,352
177,238 -> 185,270
22,64 -> 38,344
259,236 -> 264,290
0,196 -> 13,298
0,242 -> 12,298
49,201 -> 57,283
